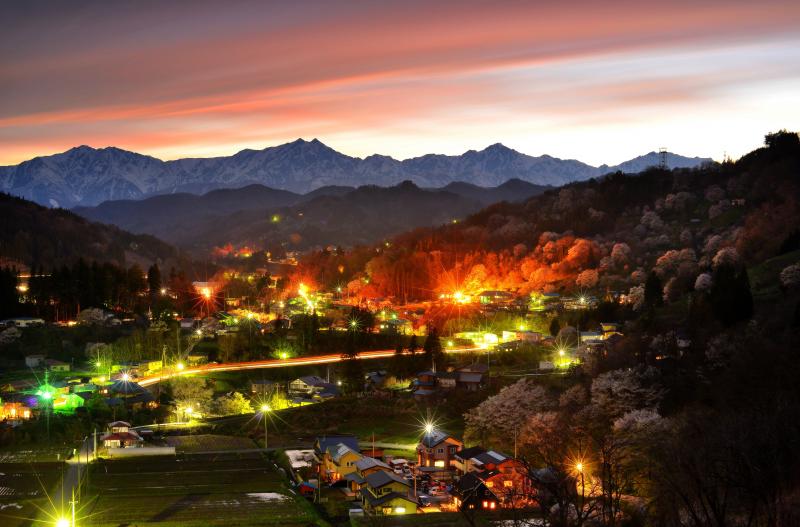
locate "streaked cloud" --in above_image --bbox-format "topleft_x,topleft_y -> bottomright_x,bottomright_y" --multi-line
1,0 -> 799,165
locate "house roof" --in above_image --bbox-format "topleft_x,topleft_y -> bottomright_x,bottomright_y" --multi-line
328,443 -> 361,464
294,375 -> 327,386
108,420 -> 131,428
458,372 -> 484,384
109,380 -> 147,395
420,429 -> 455,448
364,470 -> 409,489
345,472 -> 366,485
360,488 -> 417,508
452,472 -> 496,499
315,435 -> 359,455
457,363 -> 489,374
472,450 -> 508,466
101,431 -> 142,442
355,456 -> 390,472
456,446 -> 486,461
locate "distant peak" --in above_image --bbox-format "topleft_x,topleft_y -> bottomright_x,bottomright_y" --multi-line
483,142 -> 514,153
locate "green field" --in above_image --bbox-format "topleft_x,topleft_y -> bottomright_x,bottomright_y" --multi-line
82,453 -> 327,526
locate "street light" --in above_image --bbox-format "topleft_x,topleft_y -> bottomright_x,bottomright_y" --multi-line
55,518 -> 71,527
176,362 -> 185,371
260,404 -> 271,449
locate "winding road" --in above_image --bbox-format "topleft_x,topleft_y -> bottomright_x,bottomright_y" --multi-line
136,346 -> 484,387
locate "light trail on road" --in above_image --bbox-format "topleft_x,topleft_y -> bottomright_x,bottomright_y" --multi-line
137,347 -> 484,386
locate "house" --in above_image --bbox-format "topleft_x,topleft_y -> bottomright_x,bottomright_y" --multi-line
454,446 -> 486,475
250,379 -> 283,397
456,363 -> 488,391
289,375 -> 328,397
3,317 -> 45,328
346,456 -> 392,493
470,450 -> 509,473
478,291 -> 515,305
360,470 -> 418,515
312,432 -> 359,457
108,380 -> 157,409
501,330 -> 543,343
321,442 -> 363,483
45,359 -> 71,372
412,370 -> 438,398
480,458 -> 532,507
437,372 -> 458,390
417,429 -> 463,477
364,371 -> 388,391
101,421 -> 143,448
452,472 -> 499,511
0,401 -> 32,421
24,354 -> 46,368
600,322 -> 622,339
579,331 -> 604,343
457,371 -> 485,392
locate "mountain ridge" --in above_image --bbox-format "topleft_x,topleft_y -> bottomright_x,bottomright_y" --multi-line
0,139 -> 712,207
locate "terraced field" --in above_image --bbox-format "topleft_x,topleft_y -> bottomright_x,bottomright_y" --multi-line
82,452 -> 326,527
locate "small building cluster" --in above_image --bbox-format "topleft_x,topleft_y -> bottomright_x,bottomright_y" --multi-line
292,427 -> 534,517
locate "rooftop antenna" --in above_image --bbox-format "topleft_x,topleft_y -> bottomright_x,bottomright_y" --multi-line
658,147 -> 668,170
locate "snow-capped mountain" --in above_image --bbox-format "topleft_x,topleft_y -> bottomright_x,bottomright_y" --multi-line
0,139 -> 712,207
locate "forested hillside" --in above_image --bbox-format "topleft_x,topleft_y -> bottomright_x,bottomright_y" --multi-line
296,131 -> 800,304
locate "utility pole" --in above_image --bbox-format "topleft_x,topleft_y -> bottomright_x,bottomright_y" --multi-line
70,488 -> 76,527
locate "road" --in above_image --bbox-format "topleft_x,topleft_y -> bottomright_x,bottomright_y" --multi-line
137,346 -> 483,387
42,433 -> 97,524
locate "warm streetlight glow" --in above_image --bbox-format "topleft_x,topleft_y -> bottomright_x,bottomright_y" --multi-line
160,287 -> 167,295
558,348 -> 566,357
280,352 -> 288,360
246,312 -> 254,319
518,324 -> 526,331
201,287 -> 211,300
575,461 -> 584,472
424,422 -> 434,435
176,362 -> 185,371
260,404 -> 271,413
350,320 -> 358,328
453,291 -> 463,301
446,340 -> 454,347
121,373 -> 130,381
195,329 -> 202,336
55,518 -> 71,527
95,360 -> 102,368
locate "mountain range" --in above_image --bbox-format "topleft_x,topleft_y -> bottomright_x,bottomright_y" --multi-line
74,179 -> 550,253
0,139 -> 712,208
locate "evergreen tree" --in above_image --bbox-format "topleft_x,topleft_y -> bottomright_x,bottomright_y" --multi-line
147,264 -> 161,295
710,264 -> 754,326
408,334 -> 419,354
644,271 -> 663,309
549,317 -> 561,337
423,327 -> 444,370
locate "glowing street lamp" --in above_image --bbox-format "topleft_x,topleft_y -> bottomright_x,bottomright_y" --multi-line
176,362 -> 185,371
121,373 -> 130,382
56,518 -> 71,527
424,422 -> 434,435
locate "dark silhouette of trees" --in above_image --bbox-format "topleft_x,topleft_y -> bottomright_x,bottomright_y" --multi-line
644,271 -> 663,309
710,265 -> 753,326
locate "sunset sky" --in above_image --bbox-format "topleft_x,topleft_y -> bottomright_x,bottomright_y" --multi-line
2,0 -> 799,166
